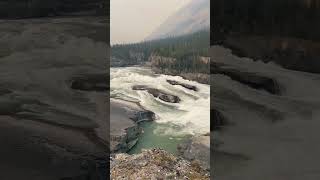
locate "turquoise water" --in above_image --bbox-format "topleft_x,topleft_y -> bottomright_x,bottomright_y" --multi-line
111,67 -> 210,154
128,121 -> 191,155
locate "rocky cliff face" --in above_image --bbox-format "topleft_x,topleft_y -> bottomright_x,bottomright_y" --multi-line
110,99 -> 155,153
148,54 -> 210,84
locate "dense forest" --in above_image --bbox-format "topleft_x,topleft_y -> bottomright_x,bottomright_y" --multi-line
0,0 -> 108,18
112,30 -> 210,74
213,0 -> 320,43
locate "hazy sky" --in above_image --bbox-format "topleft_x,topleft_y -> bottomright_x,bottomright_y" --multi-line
111,0 -> 192,45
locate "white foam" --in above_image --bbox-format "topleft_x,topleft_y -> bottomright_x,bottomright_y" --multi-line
111,67 -> 210,135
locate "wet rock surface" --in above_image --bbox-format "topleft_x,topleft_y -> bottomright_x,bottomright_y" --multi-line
167,79 -> 198,91
132,85 -> 181,103
110,149 -> 210,180
110,99 -> 155,153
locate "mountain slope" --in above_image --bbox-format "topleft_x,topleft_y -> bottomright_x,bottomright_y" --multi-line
146,0 -> 210,41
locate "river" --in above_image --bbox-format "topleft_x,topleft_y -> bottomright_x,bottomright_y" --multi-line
110,67 -> 210,154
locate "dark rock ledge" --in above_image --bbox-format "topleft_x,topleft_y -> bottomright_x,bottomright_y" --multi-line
110,99 -> 155,154
132,85 -> 181,103
167,79 -> 198,91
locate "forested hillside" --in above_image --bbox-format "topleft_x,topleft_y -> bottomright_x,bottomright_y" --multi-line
111,30 -> 210,76
146,0 -> 209,40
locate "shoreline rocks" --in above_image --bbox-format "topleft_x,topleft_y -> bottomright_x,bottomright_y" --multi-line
111,149 -> 210,179
110,99 -> 155,153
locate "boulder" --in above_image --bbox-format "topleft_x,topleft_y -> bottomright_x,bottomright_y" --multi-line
167,79 -> 198,91
132,85 -> 181,103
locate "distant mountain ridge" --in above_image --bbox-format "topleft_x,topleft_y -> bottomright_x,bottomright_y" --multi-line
146,0 -> 210,41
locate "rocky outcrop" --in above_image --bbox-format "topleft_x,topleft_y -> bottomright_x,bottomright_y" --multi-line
151,67 -> 210,84
130,110 -> 156,123
132,85 -> 181,103
148,54 -> 177,66
110,99 -> 155,153
148,54 -> 210,84
167,79 -> 198,91
211,62 -> 281,95
110,149 -> 210,179
180,73 -> 210,84
177,135 -> 210,170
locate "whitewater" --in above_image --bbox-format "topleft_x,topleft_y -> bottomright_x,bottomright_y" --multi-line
110,67 -> 210,136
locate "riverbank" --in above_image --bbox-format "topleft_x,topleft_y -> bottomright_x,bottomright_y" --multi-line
111,149 -> 210,179
110,98 -> 155,153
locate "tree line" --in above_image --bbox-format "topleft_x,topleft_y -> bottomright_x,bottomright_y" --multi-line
112,30 -> 210,74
